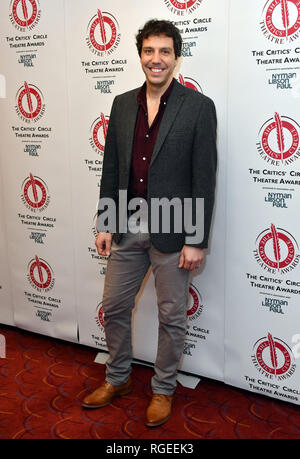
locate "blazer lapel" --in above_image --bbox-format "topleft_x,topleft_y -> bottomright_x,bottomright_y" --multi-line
150,80 -> 185,166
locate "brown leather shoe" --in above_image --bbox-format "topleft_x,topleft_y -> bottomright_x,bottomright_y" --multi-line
146,394 -> 173,427
81,378 -> 132,409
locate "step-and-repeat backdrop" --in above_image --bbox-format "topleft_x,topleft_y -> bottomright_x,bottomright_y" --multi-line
225,0 -> 300,405
0,0 -> 299,405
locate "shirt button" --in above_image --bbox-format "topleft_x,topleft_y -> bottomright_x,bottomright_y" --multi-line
140,178 -> 143,182
146,134 -> 149,138
142,157 -> 146,161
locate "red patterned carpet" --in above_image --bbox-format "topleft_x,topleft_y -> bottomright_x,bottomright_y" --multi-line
0,323 -> 300,439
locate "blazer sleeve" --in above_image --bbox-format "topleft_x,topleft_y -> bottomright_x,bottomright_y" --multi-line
186,96 -> 217,249
97,97 -> 119,232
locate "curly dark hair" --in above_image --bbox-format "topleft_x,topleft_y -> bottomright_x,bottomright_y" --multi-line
135,19 -> 182,58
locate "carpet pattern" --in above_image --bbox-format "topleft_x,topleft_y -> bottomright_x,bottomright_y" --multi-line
0,324 -> 300,439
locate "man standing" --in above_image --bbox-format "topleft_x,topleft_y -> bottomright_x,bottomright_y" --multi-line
82,19 -> 217,427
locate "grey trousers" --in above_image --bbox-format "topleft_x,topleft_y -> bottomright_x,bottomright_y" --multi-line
102,229 -> 190,395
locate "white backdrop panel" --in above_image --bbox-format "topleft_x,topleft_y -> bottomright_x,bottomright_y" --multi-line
225,0 -> 300,404
0,169 -> 14,326
0,0 -> 78,341
65,0 -> 227,382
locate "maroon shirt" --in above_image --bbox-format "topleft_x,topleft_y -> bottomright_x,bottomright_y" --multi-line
128,79 -> 174,201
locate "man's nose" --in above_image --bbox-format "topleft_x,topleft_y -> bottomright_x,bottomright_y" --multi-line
151,50 -> 162,63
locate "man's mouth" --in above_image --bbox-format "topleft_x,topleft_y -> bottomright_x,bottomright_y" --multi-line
149,68 -> 164,73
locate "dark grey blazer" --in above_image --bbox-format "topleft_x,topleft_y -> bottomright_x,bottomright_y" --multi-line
98,79 -> 217,253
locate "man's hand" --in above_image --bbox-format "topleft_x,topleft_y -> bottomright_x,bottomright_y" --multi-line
178,246 -> 205,271
95,232 -> 112,257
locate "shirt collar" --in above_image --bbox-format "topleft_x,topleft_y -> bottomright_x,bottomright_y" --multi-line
137,78 -> 175,112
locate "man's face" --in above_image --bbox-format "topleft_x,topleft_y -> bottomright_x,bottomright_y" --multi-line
140,34 -> 178,89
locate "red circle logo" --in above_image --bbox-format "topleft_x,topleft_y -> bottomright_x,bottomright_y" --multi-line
10,0 -> 41,31
254,224 -> 300,274
90,113 -> 109,154
16,82 -> 45,122
86,10 -> 120,57
187,284 -> 203,319
252,333 -> 295,380
170,0 -> 198,9
27,256 -> 55,291
261,0 -> 300,42
95,302 -> 105,329
258,113 -> 300,165
178,74 -> 203,92
21,174 -> 50,212
98,304 -> 105,328
164,0 -> 203,13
